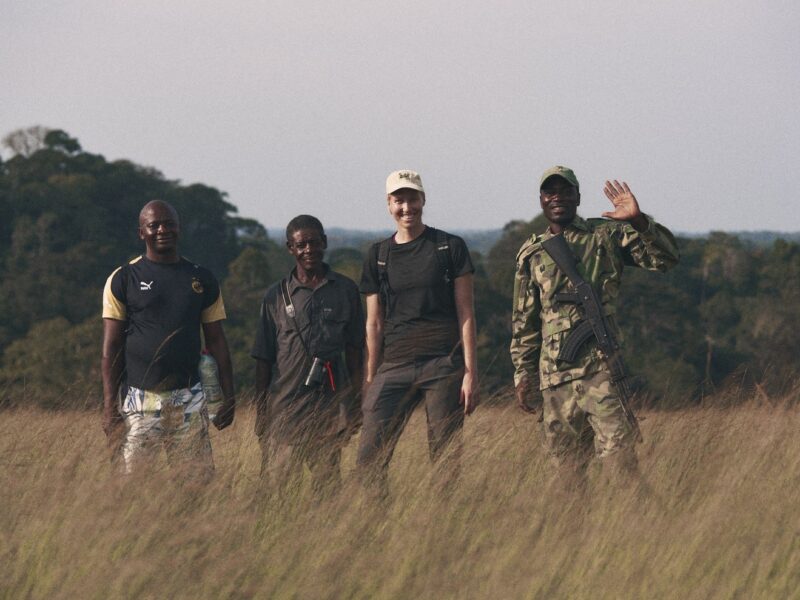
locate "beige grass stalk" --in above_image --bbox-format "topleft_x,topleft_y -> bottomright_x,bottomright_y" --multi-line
1,388 -> 799,599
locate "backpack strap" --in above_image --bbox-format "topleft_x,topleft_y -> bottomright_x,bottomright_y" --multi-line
375,229 -> 455,318
433,228 -> 455,287
376,237 -> 392,315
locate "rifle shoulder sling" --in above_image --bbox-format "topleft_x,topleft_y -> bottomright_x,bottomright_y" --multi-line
541,234 -> 583,286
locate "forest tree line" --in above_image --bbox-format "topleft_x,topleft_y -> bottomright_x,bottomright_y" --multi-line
1,127 -> 797,409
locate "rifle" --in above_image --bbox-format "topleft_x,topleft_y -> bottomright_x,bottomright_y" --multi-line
541,233 -> 643,443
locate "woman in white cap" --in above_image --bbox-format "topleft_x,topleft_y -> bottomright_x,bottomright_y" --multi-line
356,170 -> 479,497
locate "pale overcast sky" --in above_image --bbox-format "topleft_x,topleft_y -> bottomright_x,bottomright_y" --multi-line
2,0 -> 798,233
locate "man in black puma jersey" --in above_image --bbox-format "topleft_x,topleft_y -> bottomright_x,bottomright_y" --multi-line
101,200 -> 236,476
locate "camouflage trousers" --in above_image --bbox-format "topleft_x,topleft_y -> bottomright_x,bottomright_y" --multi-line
542,369 -> 636,467
116,384 -> 214,479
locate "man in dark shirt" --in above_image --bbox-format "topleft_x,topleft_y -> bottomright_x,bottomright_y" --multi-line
357,170 -> 479,497
252,215 -> 364,497
101,200 -> 236,477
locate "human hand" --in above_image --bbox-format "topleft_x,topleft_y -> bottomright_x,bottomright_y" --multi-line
602,180 -> 644,225
460,372 -> 479,416
212,398 -> 235,430
515,375 -> 542,414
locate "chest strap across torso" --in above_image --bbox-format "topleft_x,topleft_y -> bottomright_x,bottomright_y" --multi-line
376,228 -> 454,315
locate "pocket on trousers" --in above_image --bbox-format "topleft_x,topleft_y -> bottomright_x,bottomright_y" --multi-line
361,378 -> 381,413
436,353 -> 464,378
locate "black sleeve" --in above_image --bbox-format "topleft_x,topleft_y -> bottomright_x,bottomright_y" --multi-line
359,243 -> 381,295
251,290 -> 277,363
449,235 -> 475,278
201,269 -> 221,309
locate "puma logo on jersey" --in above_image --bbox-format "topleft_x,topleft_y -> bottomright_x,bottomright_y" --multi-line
140,281 -> 154,290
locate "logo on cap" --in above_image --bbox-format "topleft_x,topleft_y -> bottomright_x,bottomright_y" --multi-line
386,169 -> 425,195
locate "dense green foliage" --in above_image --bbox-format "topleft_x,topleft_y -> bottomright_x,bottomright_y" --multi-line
0,127 -> 797,408
479,220 -> 800,404
0,127 -> 291,405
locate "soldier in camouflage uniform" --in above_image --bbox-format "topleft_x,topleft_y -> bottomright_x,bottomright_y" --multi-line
510,166 -> 679,476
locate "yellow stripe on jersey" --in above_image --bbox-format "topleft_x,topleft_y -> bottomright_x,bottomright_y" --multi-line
201,292 -> 227,323
102,267 -> 126,320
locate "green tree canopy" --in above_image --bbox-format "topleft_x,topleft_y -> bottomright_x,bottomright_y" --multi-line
1,126 -> 798,408
0,129 -> 251,342
0,127 -> 287,405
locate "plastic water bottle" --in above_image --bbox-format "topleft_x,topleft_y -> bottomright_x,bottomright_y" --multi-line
198,350 -> 222,420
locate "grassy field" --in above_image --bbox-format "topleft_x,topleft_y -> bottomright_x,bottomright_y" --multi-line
1,388 -> 799,600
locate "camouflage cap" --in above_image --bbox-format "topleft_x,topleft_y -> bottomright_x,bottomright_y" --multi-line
386,170 -> 425,195
539,166 -> 579,190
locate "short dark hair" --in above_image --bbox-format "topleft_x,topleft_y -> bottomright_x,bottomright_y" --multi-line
286,215 -> 325,241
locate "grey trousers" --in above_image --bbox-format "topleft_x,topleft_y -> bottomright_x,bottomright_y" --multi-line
356,354 -> 464,494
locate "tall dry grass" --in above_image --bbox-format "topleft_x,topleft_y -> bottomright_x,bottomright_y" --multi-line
1,388 -> 799,599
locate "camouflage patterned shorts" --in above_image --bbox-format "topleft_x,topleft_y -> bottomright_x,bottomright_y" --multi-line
118,384 -> 213,476
541,369 -> 635,461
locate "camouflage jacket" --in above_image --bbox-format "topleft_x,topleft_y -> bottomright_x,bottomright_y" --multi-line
510,214 -> 679,390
